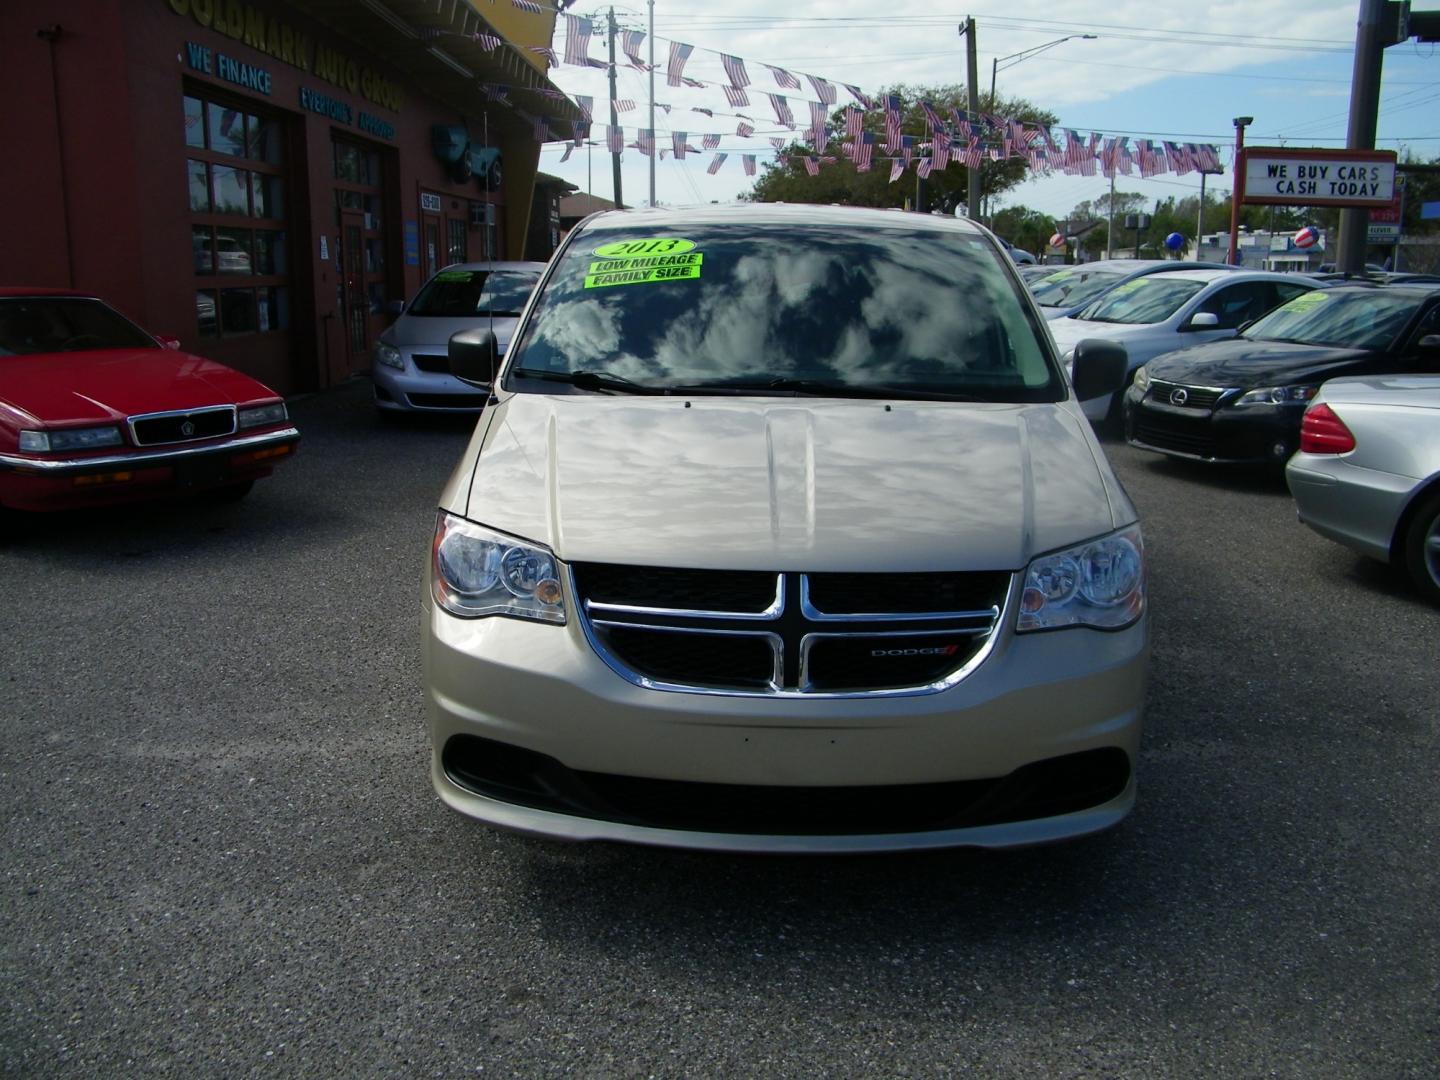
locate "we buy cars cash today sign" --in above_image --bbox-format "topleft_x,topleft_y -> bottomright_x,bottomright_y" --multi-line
1240,147 -> 1397,209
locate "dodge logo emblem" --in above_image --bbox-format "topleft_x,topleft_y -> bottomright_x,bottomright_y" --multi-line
180,420 -> 196,436
1169,388 -> 1189,406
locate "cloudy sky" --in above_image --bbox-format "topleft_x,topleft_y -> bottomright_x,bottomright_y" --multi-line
534,1 -> 1439,221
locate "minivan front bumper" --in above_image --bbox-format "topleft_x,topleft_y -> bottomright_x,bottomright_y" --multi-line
421,577 -> 1148,853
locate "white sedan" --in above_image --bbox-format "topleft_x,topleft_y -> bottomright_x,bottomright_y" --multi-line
1049,268 -> 1318,424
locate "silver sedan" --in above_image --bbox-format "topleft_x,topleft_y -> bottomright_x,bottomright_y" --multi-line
1286,374 -> 1440,604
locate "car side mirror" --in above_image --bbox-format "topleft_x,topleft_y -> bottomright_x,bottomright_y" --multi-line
1070,339 -> 1129,400
448,328 -> 499,387
1186,311 -> 1221,329
386,299 -> 406,317
155,335 -> 182,350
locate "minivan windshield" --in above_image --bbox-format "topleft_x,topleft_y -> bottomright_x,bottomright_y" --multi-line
1028,267 -> 1125,309
1077,277 -> 1207,325
1243,289 -> 1422,350
507,222 -> 1062,402
407,269 -> 541,317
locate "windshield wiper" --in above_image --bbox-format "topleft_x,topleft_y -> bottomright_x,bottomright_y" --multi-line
512,368 -> 665,395
676,377 -> 991,402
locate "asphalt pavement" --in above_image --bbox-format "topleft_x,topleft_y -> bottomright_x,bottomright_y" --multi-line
2,378 -> 1436,1078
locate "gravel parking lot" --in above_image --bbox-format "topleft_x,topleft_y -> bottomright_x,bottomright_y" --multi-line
2,378 -> 1436,1078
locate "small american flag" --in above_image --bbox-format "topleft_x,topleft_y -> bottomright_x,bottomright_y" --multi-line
511,0 -> 542,12
765,64 -> 801,90
932,140 -> 950,170
622,31 -> 648,70
607,125 -> 624,153
766,93 -> 794,128
803,156 -> 820,177
919,100 -> 944,135
883,94 -> 902,154
559,145 -> 573,163
563,15 -> 592,66
723,85 -> 749,109
529,46 -> 557,66
471,32 -> 501,51
612,99 -> 636,113
769,137 -> 786,149
666,42 -> 693,86
808,101 -> 828,131
672,132 -> 687,159
721,53 -> 749,88
532,116 -> 549,142
692,108 -> 714,118
736,121 -> 754,138
637,128 -> 655,156
917,159 -> 932,179
702,134 -> 721,149
707,153 -> 728,175
742,154 -> 756,176
849,132 -> 874,171
485,85 -> 511,104
575,95 -> 593,121
806,75 -> 837,106
843,84 -> 872,110
571,120 -> 587,146
889,160 -> 904,184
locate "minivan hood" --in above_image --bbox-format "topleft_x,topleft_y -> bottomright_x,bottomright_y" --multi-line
457,394 -> 1124,572
385,313 -> 522,350
1145,338 -> 1374,387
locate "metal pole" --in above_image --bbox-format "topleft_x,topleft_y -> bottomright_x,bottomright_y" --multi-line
962,18 -> 981,222
648,0 -> 656,208
587,139 -> 592,196
1106,168 -> 1115,259
1227,118 -> 1250,266
1196,171 -> 1207,259
606,8 -> 623,208
1336,0 -> 1391,275
1394,175 -> 1407,270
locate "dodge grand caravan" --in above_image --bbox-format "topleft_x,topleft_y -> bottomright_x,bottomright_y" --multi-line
421,204 -> 1148,853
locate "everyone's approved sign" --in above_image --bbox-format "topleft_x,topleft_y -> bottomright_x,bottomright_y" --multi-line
1240,147 -> 1397,208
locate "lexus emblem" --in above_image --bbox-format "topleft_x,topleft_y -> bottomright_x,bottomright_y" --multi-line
180,420 -> 196,437
1169,388 -> 1189,406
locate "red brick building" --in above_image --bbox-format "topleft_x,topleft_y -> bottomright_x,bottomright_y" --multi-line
1,0 -> 580,394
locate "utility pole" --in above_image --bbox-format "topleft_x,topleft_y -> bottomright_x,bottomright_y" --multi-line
959,18 -> 980,222
606,8 -> 622,209
1196,170 -> 1207,259
1226,116 -> 1252,265
1106,168 -> 1115,259
647,0 -> 656,208
1336,0 -> 1402,274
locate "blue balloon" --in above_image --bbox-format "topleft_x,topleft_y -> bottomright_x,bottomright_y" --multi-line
1165,232 -> 1185,251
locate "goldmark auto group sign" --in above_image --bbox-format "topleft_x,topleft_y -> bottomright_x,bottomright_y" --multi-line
1239,147 -> 1397,208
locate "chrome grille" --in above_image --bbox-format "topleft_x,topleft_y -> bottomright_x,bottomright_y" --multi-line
572,564 -> 1011,697
127,405 -> 236,447
1147,380 -> 1233,411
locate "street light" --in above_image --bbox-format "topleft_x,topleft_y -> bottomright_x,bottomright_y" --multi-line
989,34 -> 1098,110
1227,115 -> 1254,265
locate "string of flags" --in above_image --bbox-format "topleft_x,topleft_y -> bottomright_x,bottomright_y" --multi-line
459,5 -> 1226,183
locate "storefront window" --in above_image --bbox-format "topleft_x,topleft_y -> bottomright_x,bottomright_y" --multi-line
447,219 -> 467,266
185,87 -> 290,338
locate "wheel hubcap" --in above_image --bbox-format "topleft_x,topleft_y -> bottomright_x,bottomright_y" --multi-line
1426,520 -> 1440,587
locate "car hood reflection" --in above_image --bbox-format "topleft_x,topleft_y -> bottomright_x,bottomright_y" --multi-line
463,394 -> 1121,571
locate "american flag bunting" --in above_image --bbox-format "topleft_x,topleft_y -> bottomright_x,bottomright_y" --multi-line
723,85 -> 750,108
672,132 -> 688,159
702,134 -> 721,149
806,75 -> 837,105
765,64 -> 801,90
742,154 -> 756,176
767,93 -> 794,128
736,121 -> 754,137
889,160 -> 905,183
883,94 -> 902,154
666,42 -> 693,86
622,31 -> 648,70
563,15 -> 593,66
471,32 -> 501,51
721,53 -> 749,88
607,125 -> 624,153
707,153 -> 728,175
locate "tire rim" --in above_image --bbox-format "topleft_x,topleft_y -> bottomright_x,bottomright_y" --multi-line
1426,513 -> 1440,589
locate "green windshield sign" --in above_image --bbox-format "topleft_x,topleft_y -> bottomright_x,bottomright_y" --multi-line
585,238 -> 704,288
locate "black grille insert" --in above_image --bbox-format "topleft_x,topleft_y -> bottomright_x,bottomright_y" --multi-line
410,353 -> 450,373
1148,380 -> 1229,411
130,407 -> 235,446
596,626 -> 775,690
574,563 -> 778,612
808,571 -> 1008,614
406,392 -> 488,409
442,735 -> 1131,835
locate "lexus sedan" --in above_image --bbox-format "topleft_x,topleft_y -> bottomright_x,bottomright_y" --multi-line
1125,284 -> 1440,466
372,261 -> 544,413
1286,375 -> 1440,604
0,288 -> 298,513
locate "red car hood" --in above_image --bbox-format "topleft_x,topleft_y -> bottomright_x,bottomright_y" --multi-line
0,348 -> 275,425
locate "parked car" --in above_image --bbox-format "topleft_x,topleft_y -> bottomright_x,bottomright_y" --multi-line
1049,268 -> 1318,424
1017,263 -> 1059,284
0,288 -> 298,512
1029,259 -> 1239,322
1286,375 -> 1440,604
372,261 -> 545,413
422,204 -> 1148,854
1124,284 -> 1440,465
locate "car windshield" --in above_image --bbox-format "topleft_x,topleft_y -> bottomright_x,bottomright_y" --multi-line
1027,267 -> 1126,309
1078,277 -> 1207,324
407,269 -> 540,317
507,222 -> 1063,402
0,297 -> 159,355
1244,289 -> 1422,350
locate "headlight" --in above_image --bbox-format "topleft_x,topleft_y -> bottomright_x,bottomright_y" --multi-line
1132,365 -> 1150,392
1018,525 -> 1145,632
375,342 -> 404,370
237,402 -> 288,428
1234,385 -> 1318,407
18,426 -> 124,452
431,513 -> 566,623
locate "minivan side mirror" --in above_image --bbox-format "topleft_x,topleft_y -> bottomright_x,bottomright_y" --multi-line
1070,339 -> 1129,400
448,328 -> 500,387
1186,311 -> 1221,329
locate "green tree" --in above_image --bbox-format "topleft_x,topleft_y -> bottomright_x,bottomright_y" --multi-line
744,85 -> 1057,214
991,205 -> 1056,257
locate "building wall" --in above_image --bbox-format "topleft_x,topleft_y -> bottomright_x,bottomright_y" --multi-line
0,0 -> 547,395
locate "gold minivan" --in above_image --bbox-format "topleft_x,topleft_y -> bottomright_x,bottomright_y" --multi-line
421,204 -> 1147,853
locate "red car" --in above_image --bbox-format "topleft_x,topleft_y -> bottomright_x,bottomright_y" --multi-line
0,288 -> 298,512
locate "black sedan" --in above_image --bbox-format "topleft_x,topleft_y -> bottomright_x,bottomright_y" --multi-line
1123,284 -> 1440,465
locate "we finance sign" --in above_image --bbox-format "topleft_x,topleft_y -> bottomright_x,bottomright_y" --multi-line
1241,147 -> 1397,209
